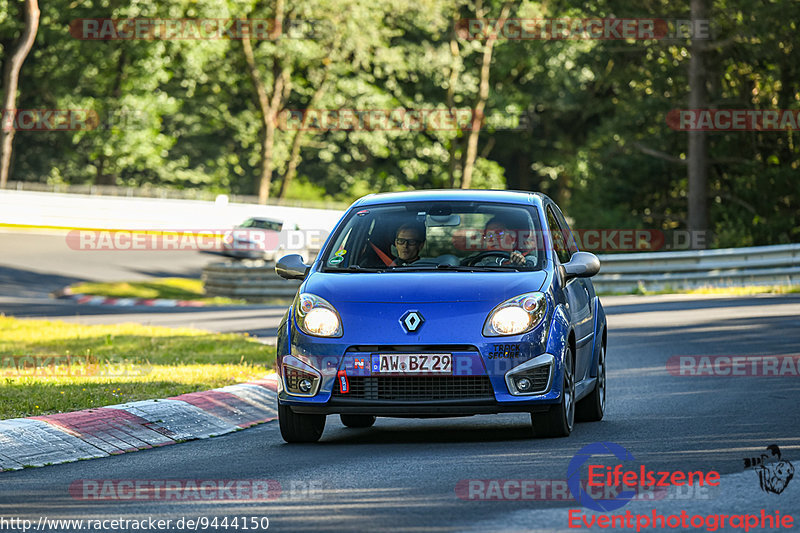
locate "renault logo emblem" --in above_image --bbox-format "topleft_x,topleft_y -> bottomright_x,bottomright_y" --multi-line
400,311 -> 424,333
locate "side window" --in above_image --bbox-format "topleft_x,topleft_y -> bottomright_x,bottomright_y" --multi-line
546,206 -> 572,264
551,205 -> 579,255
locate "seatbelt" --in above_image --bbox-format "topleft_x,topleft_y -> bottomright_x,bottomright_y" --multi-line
369,241 -> 394,266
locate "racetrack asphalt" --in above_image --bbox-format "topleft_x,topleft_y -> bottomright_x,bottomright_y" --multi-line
1,231 -> 799,531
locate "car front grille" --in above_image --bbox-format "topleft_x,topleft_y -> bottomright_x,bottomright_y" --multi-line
332,376 -> 494,401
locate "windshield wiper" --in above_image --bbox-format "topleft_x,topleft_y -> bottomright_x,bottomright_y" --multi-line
390,264 -> 526,272
324,265 -> 389,273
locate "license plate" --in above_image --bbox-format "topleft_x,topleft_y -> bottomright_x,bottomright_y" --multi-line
372,354 -> 452,374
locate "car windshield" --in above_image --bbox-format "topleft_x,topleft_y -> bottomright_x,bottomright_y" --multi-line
240,218 -> 282,231
321,201 -> 545,272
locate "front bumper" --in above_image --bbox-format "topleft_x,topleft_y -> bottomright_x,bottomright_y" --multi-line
277,349 -> 564,418
289,400 -> 552,417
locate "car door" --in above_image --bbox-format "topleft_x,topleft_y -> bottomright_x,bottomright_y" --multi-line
545,204 -> 594,381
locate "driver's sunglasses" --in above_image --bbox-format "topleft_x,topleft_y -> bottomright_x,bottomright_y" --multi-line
483,230 -> 507,240
395,238 -> 421,246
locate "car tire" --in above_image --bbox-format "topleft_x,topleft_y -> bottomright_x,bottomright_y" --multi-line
532,346 -> 575,438
576,344 -> 606,422
340,414 -> 377,428
278,402 -> 326,443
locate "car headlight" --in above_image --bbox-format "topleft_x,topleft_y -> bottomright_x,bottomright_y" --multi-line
295,293 -> 343,337
483,292 -> 547,337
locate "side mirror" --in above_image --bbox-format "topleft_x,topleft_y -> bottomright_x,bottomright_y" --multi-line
563,251 -> 600,280
276,254 -> 310,280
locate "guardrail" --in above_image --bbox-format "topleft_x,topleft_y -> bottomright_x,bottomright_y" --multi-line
202,260 -> 302,300
594,243 -> 800,293
203,244 -> 800,300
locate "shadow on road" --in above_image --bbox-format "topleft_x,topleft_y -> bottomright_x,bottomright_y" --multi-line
0,265 -> 87,298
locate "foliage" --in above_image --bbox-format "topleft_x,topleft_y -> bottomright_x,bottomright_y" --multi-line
4,0 -> 800,246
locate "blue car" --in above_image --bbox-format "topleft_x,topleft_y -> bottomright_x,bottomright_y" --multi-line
275,190 -> 606,442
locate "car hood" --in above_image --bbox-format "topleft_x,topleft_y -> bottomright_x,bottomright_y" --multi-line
302,271 -> 548,303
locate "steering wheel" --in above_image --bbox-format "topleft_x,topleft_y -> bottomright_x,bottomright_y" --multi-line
463,251 -> 512,266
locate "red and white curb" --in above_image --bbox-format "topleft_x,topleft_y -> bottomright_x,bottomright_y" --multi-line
52,287 -> 206,307
0,376 -> 278,472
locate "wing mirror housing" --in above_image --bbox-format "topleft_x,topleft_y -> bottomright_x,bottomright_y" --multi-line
561,251 -> 601,281
276,254 -> 310,280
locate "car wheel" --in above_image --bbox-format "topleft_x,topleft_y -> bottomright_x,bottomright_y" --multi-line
532,346 -> 575,438
278,402 -> 326,443
576,344 -> 606,422
340,414 -> 377,428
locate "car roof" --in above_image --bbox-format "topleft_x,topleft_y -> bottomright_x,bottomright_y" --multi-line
244,216 -> 282,222
351,189 -> 550,208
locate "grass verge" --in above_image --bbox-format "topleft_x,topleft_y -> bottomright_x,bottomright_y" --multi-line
67,277 -> 295,306
66,278 -> 250,306
0,316 -> 276,419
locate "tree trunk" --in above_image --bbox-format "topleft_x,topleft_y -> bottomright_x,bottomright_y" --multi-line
242,0 -> 286,204
95,155 -> 113,185
687,0 -> 709,245
461,3 -> 510,190
446,32 -> 460,188
0,0 -> 40,189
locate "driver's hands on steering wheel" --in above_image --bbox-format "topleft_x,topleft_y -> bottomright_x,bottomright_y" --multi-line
499,250 -> 526,266
509,251 -> 526,264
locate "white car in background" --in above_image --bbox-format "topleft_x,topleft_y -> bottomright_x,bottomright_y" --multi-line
222,216 -> 287,261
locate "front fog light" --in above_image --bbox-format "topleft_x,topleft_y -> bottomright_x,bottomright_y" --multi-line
284,365 -> 320,397
516,377 -> 532,392
505,353 -> 554,395
298,379 -> 313,393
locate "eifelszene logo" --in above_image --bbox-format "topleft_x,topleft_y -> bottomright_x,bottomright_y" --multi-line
743,445 -> 795,495
568,441 -> 637,512
567,442 -> 721,512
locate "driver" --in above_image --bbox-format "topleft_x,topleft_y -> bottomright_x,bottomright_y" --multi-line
391,222 -> 426,266
477,217 -> 530,266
